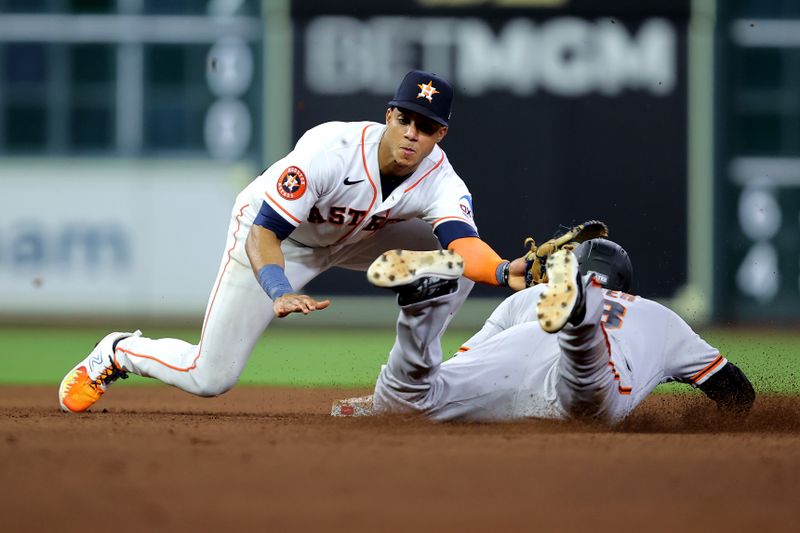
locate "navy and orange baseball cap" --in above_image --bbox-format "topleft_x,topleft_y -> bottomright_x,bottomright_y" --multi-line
388,70 -> 453,126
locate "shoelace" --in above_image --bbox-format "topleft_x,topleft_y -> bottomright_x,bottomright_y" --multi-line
89,356 -> 129,390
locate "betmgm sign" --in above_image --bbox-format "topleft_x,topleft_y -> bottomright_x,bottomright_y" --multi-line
305,15 -> 676,98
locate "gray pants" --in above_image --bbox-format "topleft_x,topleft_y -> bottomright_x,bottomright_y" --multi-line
373,281 -> 632,423
554,283 -> 630,422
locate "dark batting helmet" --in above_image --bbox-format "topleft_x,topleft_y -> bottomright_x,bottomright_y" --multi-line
573,238 -> 633,292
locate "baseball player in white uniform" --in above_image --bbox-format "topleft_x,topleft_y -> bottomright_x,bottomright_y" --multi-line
59,70 -> 531,413
343,240 -> 755,423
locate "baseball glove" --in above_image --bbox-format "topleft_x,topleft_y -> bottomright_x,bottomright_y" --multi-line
523,220 -> 609,286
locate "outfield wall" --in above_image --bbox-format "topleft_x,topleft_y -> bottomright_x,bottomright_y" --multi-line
1,2 -> 797,327
0,0 -> 698,329
0,159 -> 244,318
0,158 -> 502,328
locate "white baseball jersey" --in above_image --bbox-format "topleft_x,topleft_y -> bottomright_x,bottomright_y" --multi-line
463,287 -> 726,385
460,286 -> 726,418
111,120 -> 480,399
374,284 -> 727,423
241,121 -> 477,248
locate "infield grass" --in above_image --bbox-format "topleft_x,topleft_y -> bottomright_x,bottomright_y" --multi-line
1,326 -> 798,394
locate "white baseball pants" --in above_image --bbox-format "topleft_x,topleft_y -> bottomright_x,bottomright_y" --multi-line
113,204 -> 473,396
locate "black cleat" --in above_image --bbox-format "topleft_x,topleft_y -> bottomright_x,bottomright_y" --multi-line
367,250 -> 464,306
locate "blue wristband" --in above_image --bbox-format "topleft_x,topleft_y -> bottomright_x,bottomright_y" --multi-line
495,261 -> 510,286
257,264 -> 294,300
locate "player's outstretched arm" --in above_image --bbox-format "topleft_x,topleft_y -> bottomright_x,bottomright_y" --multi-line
447,237 -> 527,291
698,362 -> 756,418
271,293 -> 330,318
245,224 -> 330,318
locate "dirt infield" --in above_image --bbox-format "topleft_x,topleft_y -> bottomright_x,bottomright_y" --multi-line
2,386 -> 799,532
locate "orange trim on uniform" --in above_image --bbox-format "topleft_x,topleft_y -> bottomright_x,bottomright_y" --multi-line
265,192 -> 303,224
335,124 -> 379,245
116,346 -> 198,372
457,346 -> 470,352
404,149 -> 445,192
432,215 -> 473,226
448,237 -> 505,286
599,322 -> 632,395
360,124 -> 379,202
119,204 -> 251,372
690,354 -> 725,383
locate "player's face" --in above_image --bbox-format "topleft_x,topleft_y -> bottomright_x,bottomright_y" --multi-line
379,107 -> 447,177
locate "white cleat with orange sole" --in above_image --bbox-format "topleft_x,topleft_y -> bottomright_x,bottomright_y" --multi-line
58,330 -> 141,413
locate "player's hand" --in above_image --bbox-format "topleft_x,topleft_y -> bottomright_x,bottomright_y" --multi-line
507,256 -> 528,292
273,293 -> 331,318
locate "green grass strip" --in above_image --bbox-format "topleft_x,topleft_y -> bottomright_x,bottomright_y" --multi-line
1,326 -> 798,393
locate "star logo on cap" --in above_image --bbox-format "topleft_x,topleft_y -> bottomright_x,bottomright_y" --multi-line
416,80 -> 440,103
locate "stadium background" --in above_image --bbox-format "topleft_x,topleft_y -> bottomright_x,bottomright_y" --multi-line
2,2 -> 800,532
0,0 -> 798,385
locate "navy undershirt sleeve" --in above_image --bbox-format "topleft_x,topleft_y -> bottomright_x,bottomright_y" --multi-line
434,220 -> 479,249
253,200 -> 296,240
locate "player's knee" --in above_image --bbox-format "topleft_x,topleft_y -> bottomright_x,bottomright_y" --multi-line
197,382 -> 235,397
192,371 -> 238,397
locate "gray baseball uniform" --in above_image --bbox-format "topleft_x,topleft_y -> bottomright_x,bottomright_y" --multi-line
374,279 -> 727,423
